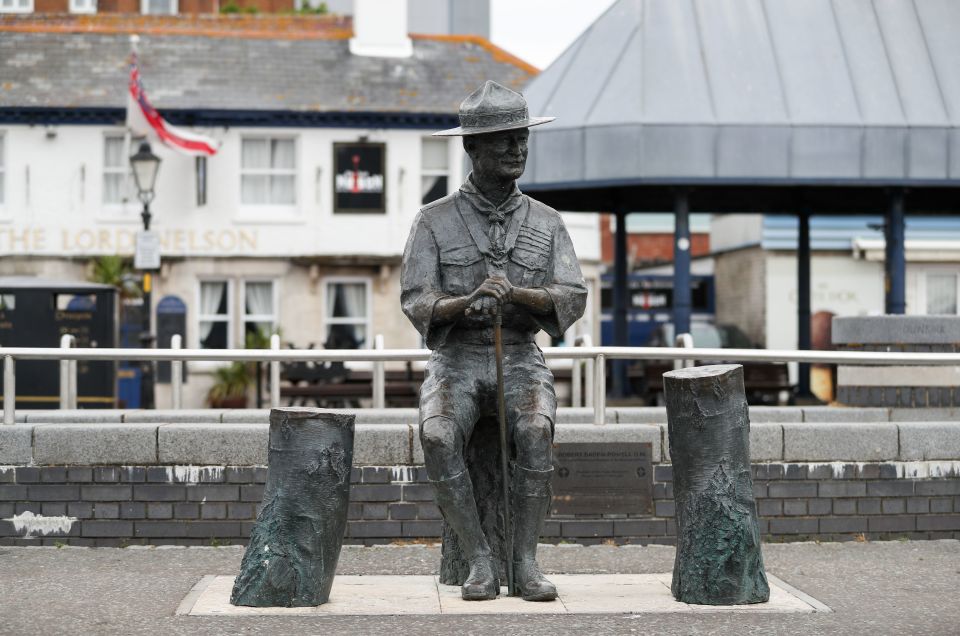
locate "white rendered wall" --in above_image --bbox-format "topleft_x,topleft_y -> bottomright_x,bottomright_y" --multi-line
0,124 -> 598,262
764,252 -> 884,351
710,214 -> 764,252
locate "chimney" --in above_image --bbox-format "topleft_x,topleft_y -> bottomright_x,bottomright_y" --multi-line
350,0 -> 413,58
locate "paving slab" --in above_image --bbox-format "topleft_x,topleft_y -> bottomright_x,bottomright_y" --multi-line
188,574 -> 440,616
1,541 -> 957,635
182,573 -> 827,616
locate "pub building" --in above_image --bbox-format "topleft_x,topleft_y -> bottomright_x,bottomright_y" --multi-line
0,5 -> 602,408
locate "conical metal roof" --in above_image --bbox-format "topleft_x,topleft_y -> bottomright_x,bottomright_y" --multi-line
521,0 -> 960,189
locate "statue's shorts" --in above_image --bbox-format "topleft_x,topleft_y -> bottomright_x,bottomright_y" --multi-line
419,341 -> 556,441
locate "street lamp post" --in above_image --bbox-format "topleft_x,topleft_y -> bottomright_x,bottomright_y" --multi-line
129,141 -> 162,409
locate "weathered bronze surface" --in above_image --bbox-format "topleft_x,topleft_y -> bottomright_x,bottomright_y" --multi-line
230,408 -> 355,608
401,81 -> 587,601
551,442 -> 653,516
664,365 -> 769,605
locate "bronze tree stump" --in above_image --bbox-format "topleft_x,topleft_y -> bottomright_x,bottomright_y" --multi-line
230,407 -> 355,607
664,364 -> 769,605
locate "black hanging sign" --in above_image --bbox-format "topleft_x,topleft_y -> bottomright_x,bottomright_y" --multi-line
334,142 -> 386,213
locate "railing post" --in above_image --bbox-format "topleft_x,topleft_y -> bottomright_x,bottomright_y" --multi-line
60,334 -> 74,409
675,332 -> 694,370
372,334 -> 385,409
579,334 -> 594,408
3,355 -> 14,425
171,334 -> 183,410
571,354 -> 582,408
594,353 -> 606,425
270,333 -> 281,409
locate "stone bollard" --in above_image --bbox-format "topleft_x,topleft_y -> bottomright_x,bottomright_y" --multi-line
663,364 -> 769,605
230,407 -> 355,607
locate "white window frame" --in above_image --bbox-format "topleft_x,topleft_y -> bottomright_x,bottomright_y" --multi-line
240,279 -> 279,345
69,0 -> 96,13
0,0 -> 33,14
323,276 -> 373,349
100,132 -> 146,221
197,279 -> 235,350
238,135 -> 300,220
420,137 -> 450,205
141,0 -> 176,14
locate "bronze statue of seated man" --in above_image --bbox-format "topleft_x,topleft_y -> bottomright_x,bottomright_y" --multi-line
401,81 -> 587,601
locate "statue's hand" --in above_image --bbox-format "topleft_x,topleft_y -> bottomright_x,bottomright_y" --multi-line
465,276 -> 512,316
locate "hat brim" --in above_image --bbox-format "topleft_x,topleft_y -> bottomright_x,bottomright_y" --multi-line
432,116 -> 556,137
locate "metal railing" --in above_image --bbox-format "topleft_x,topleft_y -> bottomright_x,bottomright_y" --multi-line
4,339 -> 960,426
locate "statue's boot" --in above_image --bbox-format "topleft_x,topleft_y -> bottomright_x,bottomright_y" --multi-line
511,464 -> 558,601
432,470 -> 499,600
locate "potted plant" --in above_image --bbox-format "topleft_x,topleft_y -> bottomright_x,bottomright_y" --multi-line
206,361 -> 252,408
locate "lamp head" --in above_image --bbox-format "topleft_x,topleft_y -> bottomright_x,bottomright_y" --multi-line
129,141 -> 161,204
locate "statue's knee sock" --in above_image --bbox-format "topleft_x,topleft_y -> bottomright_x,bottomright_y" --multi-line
511,464 -> 553,563
431,470 -> 491,560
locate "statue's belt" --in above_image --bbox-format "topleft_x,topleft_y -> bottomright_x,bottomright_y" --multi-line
443,327 -> 536,346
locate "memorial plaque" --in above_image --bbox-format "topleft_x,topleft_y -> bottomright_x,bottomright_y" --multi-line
551,442 -> 653,516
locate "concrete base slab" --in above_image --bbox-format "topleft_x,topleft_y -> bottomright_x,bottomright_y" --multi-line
180,573 -> 830,616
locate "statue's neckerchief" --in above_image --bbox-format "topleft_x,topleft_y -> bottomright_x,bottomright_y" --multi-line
456,174 -> 528,274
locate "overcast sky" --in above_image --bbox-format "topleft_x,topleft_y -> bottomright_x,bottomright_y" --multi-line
490,0 -> 618,70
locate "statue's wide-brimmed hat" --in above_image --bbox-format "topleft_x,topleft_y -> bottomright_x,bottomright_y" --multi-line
433,80 -> 555,137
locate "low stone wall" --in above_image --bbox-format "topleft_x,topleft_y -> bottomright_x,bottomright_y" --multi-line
833,315 -> 960,408
1,407 -> 959,546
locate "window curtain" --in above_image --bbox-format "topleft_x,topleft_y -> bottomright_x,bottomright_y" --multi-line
244,282 -> 274,342
270,140 -> 295,205
199,282 -> 226,341
103,136 -> 126,204
245,282 -> 273,317
328,282 -> 366,348
241,139 -> 269,204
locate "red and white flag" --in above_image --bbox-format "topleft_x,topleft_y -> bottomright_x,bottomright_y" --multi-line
126,42 -> 219,157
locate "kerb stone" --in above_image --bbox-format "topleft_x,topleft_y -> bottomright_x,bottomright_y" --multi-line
0,425 -> 33,463
749,407 -> 802,423
25,409 -> 126,423
355,424 -> 412,465
899,423 -> 960,461
782,423 -> 898,462
613,408 -> 666,424
34,424 -> 157,464
159,424 -> 267,465
802,407 -> 889,422
127,410 -> 223,424
749,423 -> 784,461
890,408 -> 960,422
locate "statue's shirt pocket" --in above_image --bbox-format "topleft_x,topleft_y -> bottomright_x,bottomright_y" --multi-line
440,244 -> 483,294
510,228 -> 551,286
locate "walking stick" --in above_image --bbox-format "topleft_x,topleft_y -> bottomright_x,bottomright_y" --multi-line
494,307 -> 516,597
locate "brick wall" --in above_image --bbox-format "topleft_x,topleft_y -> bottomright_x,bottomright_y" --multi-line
598,213 -> 710,266
2,462 -> 958,546
714,246 -> 766,345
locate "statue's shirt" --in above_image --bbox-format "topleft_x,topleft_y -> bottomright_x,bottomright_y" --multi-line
401,178 -> 587,349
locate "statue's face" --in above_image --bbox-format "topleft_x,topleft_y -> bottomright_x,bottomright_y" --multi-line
467,128 -> 529,182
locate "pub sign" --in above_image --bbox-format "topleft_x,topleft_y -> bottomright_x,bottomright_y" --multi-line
334,142 -> 386,213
